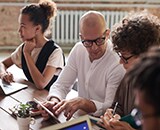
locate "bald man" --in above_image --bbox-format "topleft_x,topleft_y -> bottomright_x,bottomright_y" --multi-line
40,11 -> 125,120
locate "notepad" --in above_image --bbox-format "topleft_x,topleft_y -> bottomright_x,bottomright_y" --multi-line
0,79 -> 28,95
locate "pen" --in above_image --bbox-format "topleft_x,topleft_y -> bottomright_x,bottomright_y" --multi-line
112,102 -> 118,115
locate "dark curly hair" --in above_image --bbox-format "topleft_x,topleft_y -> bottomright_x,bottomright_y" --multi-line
111,11 -> 160,55
126,46 -> 160,115
21,0 -> 57,33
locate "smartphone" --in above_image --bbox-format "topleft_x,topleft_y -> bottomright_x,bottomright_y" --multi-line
26,101 -> 41,116
26,101 -> 38,110
33,98 -> 60,123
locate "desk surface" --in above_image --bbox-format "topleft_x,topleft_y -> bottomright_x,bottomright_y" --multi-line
0,65 -> 78,130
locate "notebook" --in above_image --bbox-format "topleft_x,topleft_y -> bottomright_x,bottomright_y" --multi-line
41,115 -> 105,130
0,79 -> 28,95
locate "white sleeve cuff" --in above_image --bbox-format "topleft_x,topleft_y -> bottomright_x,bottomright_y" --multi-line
90,100 -> 105,116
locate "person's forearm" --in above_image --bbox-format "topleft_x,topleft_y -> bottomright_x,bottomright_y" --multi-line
23,52 -> 48,89
0,62 -> 7,77
81,98 -> 97,113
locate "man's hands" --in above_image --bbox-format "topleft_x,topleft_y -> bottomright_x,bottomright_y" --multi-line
39,97 -> 96,121
53,97 -> 85,120
38,100 -> 58,121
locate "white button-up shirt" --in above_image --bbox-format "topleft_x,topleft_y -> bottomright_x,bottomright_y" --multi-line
48,40 -> 125,116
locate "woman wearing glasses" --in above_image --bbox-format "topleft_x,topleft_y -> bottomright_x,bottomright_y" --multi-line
100,11 -> 160,130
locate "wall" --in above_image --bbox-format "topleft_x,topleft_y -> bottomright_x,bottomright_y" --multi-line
0,0 -> 159,52
0,0 -> 38,51
0,5 -> 21,47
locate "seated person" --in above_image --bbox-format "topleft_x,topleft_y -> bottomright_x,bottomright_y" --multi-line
100,11 -> 160,130
128,46 -> 160,130
0,0 -> 64,90
39,11 -> 125,121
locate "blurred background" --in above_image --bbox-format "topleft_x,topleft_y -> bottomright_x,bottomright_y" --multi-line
0,0 -> 160,57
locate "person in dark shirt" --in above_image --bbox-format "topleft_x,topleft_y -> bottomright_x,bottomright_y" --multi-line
100,11 -> 160,130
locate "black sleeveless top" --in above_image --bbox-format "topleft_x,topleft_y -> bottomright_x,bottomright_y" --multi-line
21,40 -> 62,91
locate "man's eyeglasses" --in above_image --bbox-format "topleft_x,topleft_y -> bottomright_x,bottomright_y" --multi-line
116,51 -> 135,64
81,31 -> 106,48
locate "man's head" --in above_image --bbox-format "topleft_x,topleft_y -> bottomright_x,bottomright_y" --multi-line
111,11 -> 160,70
79,11 -> 110,62
126,47 -> 160,130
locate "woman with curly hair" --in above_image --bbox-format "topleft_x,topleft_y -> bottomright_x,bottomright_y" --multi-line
100,11 -> 160,130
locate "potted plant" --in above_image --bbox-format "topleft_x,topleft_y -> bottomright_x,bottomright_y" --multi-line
16,103 -> 31,118
15,103 -> 35,130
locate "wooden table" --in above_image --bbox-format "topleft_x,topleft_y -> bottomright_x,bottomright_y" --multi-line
0,65 -> 78,130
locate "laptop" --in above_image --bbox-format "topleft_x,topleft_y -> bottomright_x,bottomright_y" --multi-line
0,79 -> 28,95
41,115 -> 105,130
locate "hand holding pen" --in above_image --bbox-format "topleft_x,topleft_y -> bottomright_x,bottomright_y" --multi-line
98,102 -> 120,129
100,102 -> 119,121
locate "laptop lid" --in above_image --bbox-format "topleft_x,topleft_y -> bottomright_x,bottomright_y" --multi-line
0,79 -> 28,95
41,115 -> 93,130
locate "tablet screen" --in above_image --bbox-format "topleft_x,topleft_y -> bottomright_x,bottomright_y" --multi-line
63,121 -> 89,130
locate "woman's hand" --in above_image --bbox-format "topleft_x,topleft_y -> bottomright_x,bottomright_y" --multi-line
99,108 -> 135,130
101,117 -> 136,130
23,38 -> 36,54
1,71 -> 14,83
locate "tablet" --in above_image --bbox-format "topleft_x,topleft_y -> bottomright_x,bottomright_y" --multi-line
41,115 -> 93,130
0,79 -> 28,95
33,98 -> 60,123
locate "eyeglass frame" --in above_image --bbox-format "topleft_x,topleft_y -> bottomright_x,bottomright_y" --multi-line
116,51 -> 135,64
80,30 -> 107,48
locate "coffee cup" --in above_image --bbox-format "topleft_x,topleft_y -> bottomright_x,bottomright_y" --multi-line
17,116 -> 35,130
